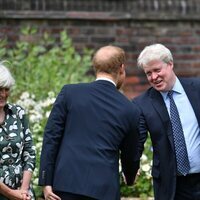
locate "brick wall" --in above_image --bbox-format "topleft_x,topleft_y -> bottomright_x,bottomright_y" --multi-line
0,0 -> 200,99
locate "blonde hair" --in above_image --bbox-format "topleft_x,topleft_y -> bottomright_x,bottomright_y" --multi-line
0,62 -> 15,88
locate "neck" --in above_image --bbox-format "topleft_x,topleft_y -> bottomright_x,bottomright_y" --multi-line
0,106 -> 4,113
0,109 -> 5,124
169,74 -> 177,91
96,72 -> 117,85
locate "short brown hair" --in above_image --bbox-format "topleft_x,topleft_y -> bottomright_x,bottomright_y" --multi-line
92,45 -> 125,75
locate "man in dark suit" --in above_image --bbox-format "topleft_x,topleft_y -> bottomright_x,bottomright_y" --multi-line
39,45 -> 140,200
133,43 -> 200,200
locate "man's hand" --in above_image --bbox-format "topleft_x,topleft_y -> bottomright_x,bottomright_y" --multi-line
122,169 -> 140,185
43,186 -> 61,200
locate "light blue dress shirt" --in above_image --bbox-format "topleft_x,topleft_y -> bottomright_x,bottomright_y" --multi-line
161,77 -> 200,174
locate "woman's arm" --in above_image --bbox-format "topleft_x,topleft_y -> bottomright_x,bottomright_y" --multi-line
18,106 -> 36,199
0,182 -> 30,200
20,170 -> 32,191
20,170 -> 33,200
20,107 -> 36,172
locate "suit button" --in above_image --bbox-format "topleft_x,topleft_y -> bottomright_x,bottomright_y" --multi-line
42,171 -> 45,179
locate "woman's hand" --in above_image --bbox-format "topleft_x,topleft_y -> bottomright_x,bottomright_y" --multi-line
1,188 -> 30,200
0,182 -> 29,200
19,189 -> 31,200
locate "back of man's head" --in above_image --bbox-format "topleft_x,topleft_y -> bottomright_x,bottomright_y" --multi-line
92,45 -> 125,76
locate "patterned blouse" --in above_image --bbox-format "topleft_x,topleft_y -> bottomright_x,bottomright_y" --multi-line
0,103 -> 36,197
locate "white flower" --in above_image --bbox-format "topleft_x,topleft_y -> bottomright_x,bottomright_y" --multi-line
35,142 -> 42,150
141,163 -> 151,172
45,111 -> 51,118
20,92 -> 30,99
119,160 -> 122,172
141,154 -> 148,162
29,110 -> 43,123
40,98 -> 55,107
32,124 -> 42,133
48,91 -> 55,98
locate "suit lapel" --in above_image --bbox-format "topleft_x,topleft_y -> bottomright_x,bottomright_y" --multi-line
149,88 -> 175,150
181,79 -> 200,126
149,89 -> 169,124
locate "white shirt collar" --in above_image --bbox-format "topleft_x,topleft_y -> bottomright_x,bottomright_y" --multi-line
95,77 -> 116,87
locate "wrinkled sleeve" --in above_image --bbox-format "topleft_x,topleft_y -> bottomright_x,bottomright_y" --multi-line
19,107 -> 36,172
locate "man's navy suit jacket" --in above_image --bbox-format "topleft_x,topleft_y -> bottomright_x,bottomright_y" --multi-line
133,78 -> 200,200
39,80 -> 140,200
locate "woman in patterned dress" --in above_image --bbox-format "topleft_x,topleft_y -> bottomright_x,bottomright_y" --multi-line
0,63 -> 36,200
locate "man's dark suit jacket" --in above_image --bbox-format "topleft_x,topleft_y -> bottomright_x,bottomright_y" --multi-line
39,80 -> 140,200
133,77 -> 200,200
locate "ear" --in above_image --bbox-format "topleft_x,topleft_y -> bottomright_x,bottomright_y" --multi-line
119,64 -> 125,74
168,61 -> 174,69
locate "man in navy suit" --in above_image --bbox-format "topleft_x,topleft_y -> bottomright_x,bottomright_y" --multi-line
39,45 -> 140,200
133,43 -> 200,200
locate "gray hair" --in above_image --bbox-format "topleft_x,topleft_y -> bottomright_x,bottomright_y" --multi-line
0,62 -> 15,88
137,43 -> 173,69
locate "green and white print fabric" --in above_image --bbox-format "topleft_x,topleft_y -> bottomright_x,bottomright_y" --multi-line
0,104 -> 36,198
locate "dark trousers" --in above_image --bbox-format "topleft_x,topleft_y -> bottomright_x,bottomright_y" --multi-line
55,191 -> 97,200
175,173 -> 200,200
